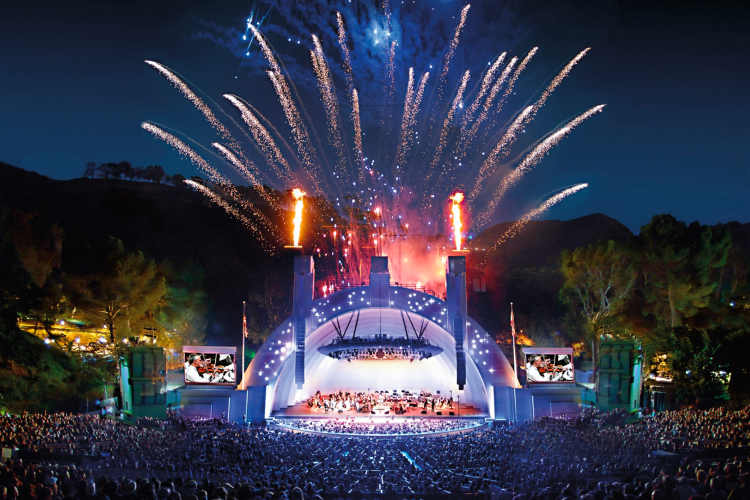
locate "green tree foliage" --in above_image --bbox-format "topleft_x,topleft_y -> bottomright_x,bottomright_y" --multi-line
669,327 -> 728,403
634,214 -> 730,329
71,237 -> 167,344
154,260 -> 209,348
0,204 -> 107,412
560,240 -> 637,338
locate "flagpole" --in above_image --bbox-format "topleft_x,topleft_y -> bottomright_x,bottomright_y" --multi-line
511,302 -> 518,423
242,301 -> 247,390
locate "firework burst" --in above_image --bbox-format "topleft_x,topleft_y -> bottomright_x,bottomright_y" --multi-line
143,5 -> 603,282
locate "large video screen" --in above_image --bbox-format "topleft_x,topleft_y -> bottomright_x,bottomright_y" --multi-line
183,346 -> 237,386
523,349 -> 574,384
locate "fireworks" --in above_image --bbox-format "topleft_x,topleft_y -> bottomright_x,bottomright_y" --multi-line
144,4 -> 605,279
463,52 -> 507,128
488,183 -> 589,252
428,70 -> 471,186
468,105 -> 534,203
531,48 -> 590,118
145,61 -> 255,175
291,188 -> 306,248
223,94 -> 296,186
249,25 -> 323,193
437,4 -> 471,101
311,35 -> 348,186
474,104 -> 605,228
449,192 -> 465,252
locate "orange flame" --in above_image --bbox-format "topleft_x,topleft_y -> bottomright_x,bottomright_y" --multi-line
292,188 -> 305,247
449,192 -> 464,251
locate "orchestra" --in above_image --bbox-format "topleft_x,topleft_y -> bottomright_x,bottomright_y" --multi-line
305,389 -> 454,415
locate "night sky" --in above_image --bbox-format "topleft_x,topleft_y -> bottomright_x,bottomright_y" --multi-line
1,0 -> 749,233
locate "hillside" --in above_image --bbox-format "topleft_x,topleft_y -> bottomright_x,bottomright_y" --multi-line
0,161 -> 291,346
3,162 -> 747,348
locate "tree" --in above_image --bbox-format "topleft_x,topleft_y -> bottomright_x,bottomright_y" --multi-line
84,162 -> 97,179
96,162 -> 113,179
72,237 -> 167,344
560,240 -> 637,338
143,165 -> 165,184
154,260 -> 209,349
119,161 -> 134,181
670,327 -> 728,404
169,173 -> 186,187
247,275 -> 292,341
634,215 -> 730,329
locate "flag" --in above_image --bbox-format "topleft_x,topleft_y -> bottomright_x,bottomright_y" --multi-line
510,303 -> 516,339
242,301 -> 248,338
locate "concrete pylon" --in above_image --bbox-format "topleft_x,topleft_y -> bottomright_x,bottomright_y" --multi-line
292,255 -> 314,388
369,256 -> 390,308
446,256 -> 467,389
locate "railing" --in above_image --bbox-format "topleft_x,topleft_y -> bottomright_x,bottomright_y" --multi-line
315,281 -> 438,299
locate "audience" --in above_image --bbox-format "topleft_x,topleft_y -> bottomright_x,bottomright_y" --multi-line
0,406 -> 748,499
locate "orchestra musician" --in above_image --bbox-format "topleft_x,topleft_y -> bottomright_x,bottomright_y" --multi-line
185,353 -> 207,383
527,355 -> 565,382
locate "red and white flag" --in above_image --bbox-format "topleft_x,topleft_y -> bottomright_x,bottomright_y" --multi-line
242,301 -> 248,338
510,303 -> 516,339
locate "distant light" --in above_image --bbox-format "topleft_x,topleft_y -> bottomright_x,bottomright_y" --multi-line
98,337 -> 107,344
730,302 -> 736,307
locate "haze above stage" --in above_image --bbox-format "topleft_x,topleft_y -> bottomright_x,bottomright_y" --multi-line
241,255 -> 522,422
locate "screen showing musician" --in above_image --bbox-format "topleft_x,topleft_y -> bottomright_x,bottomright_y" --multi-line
525,353 -> 574,383
184,352 -> 236,386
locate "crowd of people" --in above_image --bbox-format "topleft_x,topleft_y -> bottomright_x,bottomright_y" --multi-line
275,418 -> 482,436
305,390 -> 455,415
0,405 -> 748,500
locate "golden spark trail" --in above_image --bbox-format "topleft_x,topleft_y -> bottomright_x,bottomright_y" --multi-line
141,122 -> 273,228
395,71 -> 429,186
437,4 -> 471,101
351,89 -> 365,186
474,105 -> 604,228
212,142 -> 260,185
451,55 -> 516,164
468,105 -> 534,202
498,47 -> 537,110
248,25 -> 323,193
311,35 -> 349,186
145,61 -> 257,175
336,12 -> 366,186
462,52 -> 506,127
488,184 -> 588,252
386,40 -> 396,104
450,192 -> 465,251
464,56 -> 517,143
223,94 -> 296,186
427,70 -> 470,185
291,188 -> 305,247
531,48 -> 589,116
395,68 -> 416,171
141,122 -> 276,250
183,180 -> 277,253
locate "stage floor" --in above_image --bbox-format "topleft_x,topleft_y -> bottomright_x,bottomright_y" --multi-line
273,402 -> 486,418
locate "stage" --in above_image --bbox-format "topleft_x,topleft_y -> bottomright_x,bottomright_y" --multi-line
272,400 -> 485,418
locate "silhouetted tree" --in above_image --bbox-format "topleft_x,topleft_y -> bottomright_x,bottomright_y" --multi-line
84,162 -> 96,179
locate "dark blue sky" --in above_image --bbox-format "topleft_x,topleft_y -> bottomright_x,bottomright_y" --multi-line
1,0 -> 748,233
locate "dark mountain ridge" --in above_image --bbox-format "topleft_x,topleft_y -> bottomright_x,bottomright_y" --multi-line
2,162 -> 747,344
